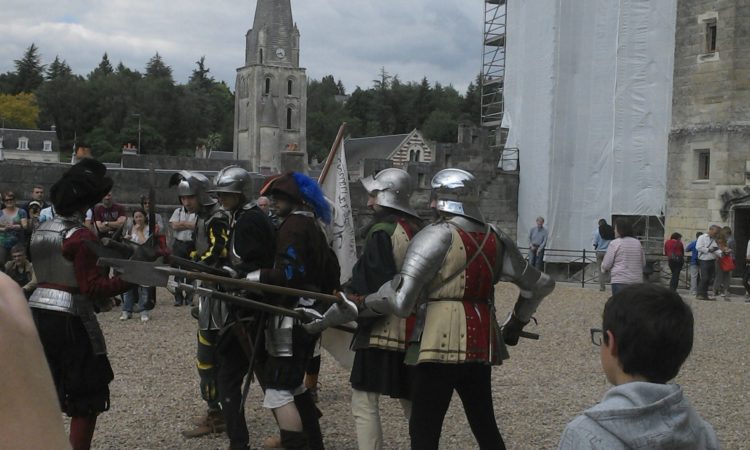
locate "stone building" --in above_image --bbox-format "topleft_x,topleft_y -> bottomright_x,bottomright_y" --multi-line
234,0 -> 307,174
344,129 -> 433,180
0,127 -> 59,163
665,0 -> 750,264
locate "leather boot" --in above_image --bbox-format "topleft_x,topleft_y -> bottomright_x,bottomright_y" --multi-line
183,409 -> 226,438
280,429 -> 310,450
294,391 -> 324,450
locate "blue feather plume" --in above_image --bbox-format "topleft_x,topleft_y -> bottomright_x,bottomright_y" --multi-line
291,172 -> 331,224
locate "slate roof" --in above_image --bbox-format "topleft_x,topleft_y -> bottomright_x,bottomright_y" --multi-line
344,133 -> 409,170
0,128 -> 58,152
208,151 -> 236,160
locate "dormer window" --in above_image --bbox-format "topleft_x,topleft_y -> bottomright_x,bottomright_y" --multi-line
43,140 -> 52,152
18,137 -> 29,150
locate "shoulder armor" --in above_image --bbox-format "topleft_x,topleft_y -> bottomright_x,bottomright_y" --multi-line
400,222 -> 453,282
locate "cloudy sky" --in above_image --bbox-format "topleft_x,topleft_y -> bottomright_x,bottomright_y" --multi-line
0,0 -> 484,94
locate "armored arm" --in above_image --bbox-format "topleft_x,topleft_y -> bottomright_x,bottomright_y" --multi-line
494,227 -> 555,344
364,223 -> 452,318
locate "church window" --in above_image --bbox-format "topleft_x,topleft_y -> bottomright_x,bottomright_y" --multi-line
697,150 -> 710,180
286,107 -> 293,129
287,79 -> 293,95
18,137 -> 29,150
259,49 -> 263,64
265,77 -> 271,95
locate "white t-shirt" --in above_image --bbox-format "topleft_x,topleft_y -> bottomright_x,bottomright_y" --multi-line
169,207 -> 196,242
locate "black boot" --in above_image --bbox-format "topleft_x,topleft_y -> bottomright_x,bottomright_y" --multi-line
294,391 -> 324,450
280,429 -> 309,450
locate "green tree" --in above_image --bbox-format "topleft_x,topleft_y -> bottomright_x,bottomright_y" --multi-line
12,44 -> 46,94
0,92 -> 39,128
422,110 -> 457,143
45,56 -> 72,80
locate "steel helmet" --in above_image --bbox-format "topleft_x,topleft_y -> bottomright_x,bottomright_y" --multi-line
430,168 -> 484,223
211,165 -> 250,194
360,168 -> 419,218
168,170 -> 216,206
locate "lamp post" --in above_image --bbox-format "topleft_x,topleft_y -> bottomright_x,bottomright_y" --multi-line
132,113 -> 141,153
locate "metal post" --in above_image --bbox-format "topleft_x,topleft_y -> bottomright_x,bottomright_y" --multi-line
582,249 -> 586,288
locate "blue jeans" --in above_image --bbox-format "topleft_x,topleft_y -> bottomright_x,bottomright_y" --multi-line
122,286 -> 148,312
530,247 -> 545,271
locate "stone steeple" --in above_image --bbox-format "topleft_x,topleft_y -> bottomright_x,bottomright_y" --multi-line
234,0 -> 307,174
245,0 -> 301,68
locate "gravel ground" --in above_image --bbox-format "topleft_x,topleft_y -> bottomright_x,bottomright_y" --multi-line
79,283 -> 749,449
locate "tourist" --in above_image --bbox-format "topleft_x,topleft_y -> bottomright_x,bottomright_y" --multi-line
592,219 -> 614,292
601,218 -> 645,295
529,216 -> 548,271
713,226 -> 735,300
120,209 -> 155,322
558,284 -> 719,450
168,202 -> 196,306
664,232 -> 685,292
3,243 -> 37,298
93,192 -> 127,238
696,225 -> 722,301
685,232 -> 702,295
0,191 -> 29,264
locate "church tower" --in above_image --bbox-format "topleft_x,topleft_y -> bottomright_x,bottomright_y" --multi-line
234,0 -> 307,174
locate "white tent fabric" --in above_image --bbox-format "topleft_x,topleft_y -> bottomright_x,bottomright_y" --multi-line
502,0 -> 676,258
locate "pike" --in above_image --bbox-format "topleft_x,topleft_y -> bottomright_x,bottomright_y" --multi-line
98,257 -> 344,306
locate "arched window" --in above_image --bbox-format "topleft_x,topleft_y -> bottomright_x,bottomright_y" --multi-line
259,48 -> 263,64
416,150 -> 421,161
286,107 -> 293,129
409,150 -> 416,161
265,77 -> 271,95
287,79 -> 293,95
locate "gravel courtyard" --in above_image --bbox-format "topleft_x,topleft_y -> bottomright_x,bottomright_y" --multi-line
83,283 -> 749,449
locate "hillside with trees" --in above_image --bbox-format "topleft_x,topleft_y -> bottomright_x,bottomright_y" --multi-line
0,44 -> 481,163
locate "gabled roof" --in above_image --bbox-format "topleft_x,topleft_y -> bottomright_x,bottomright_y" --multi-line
0,128 -> 58,151
344,132 -> 410,170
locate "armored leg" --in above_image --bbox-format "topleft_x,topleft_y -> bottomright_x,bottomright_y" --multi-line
216,332 -> 250,450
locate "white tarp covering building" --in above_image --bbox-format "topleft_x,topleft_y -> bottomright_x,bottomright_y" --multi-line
502,0 -> 677,256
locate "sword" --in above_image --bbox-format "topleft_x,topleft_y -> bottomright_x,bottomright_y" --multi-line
98,257 -> 344,306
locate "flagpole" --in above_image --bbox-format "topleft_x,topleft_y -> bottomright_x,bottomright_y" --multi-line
318,122 -> 347,183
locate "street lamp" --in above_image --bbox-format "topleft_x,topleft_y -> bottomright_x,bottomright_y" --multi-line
132,113 -> 141,153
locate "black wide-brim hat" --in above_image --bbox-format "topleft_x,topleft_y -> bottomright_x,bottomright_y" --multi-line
260,172 -> 302,204
50,158 -> 114,215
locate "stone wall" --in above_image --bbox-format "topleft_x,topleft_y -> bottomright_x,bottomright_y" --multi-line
666,0 -> 750,244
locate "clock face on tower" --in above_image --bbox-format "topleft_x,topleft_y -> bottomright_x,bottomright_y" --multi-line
276,48 -> 286,59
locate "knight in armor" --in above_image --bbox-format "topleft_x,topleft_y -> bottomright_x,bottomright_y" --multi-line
28,159 -> 133,450
346,168 -> 423,450
208,166 -> 277,450
168,171 -> 231,438
363,168 -> 556,450
246,171 -> 350,450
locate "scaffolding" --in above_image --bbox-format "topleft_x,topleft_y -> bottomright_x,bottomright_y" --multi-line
481,0 -> 512,168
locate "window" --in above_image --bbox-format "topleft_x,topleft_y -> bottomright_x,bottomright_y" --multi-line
705,19 -> 717,53
265,77 -> 271,95
286,107 -> 293,129
287,79 -> 293,95
259,49 -> 263,64
43,140 -> 52,151
697,150 -> 710,180
17,137 -> 29,150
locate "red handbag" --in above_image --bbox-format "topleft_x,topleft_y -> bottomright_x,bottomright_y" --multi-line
719,255 -> 736,272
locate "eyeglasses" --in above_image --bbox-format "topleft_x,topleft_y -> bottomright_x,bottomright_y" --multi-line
590,328 -> 603,346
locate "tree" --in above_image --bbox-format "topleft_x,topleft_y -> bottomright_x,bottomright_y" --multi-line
45,56 -> 72,80
89,53 -> 114,79
0,93 -> 40,128
422,110 -> 457,143
145,53 -> 173,80
12,44 -> 46,94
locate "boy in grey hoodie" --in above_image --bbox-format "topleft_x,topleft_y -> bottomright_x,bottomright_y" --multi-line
558,284 -> 719,450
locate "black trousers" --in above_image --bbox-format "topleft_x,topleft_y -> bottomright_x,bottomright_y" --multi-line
668,260 -> 684,291
409,363 -> 505,450
216,328 -> 253,449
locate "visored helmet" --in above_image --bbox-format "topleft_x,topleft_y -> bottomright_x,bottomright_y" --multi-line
431,168 -> 484,223
360,168 -> 418,218
211,165 -> 250,195
168,170 -> 216,206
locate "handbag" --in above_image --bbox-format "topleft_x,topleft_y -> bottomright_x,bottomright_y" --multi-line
719,255 -> 736,272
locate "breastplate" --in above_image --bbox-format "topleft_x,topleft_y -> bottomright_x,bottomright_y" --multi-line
30,216 -> 82,287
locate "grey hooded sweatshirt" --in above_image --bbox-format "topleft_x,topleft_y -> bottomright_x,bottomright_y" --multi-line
558,382 -> 719,449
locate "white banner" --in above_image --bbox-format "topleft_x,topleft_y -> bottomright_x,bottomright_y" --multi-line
319,138 -> 357,369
